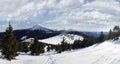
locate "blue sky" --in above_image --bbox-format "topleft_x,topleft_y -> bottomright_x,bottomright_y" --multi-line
0,0 -> 120,32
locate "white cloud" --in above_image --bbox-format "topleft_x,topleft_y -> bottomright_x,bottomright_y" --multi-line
0,0 -> 120,31
0,0 -> 84,21
43,0 -> 120,31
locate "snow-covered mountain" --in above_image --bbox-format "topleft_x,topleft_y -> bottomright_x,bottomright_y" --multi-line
40,33 -> 84,45
0,24 -> 60,41
0,24 -> 101,41
24,33 -> 84,45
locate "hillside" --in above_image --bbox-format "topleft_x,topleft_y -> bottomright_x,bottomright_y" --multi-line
0,39 -> 120,64
40,33 -> 84,45
24,33 -> 84,45
53,40 -> 120,64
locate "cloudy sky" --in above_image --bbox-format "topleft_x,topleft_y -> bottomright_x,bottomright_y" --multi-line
0,0 -> 120,32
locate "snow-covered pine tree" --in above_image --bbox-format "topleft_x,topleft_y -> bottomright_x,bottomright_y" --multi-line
2,23 -> 19,61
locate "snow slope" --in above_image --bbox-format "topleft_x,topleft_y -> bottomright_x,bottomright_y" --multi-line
24,33 -> 83,45
52,39 -> 120,64
40,34 -> 84,45
1,39 -> 120,64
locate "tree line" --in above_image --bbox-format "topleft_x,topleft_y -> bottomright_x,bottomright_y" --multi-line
0,24 -> 98,60
0,23 -> 119,61
98,26 -> 120,43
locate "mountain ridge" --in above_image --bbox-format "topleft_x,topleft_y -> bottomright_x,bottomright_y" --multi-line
0,24 -> 107,41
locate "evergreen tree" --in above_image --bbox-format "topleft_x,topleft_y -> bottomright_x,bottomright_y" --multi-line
47,45 -> 51,52
99,32 -> 105,42
83,37 -> 97,46
67,43 -> 72,51
108,29 -> 114,39
56,44 -> 62,53
0,39 -> 2,49
2,23 -> 19,61
113,26 -> 120,32
18,42 -> 30,53
30,37 -> 44,56
61,37 -> 68,52
72,40 -> 82,49
113,26 -> 120,38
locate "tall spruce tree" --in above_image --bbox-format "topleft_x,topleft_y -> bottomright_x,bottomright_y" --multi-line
2,23 -> 19,61
18,42 -> 30,53
113,26 -> 120,32
61,37 -> 68,52
113,26 -> 120,37
56,44 -> 62,53
108,29 -> 113,39
30,37 -> 44,56
99,32 -> 105,42
0,39 -> 2,49
72,40 -> 82,49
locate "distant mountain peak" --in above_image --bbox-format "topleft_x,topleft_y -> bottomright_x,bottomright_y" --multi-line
30,24 -> 47,30
29,24 -> 52,32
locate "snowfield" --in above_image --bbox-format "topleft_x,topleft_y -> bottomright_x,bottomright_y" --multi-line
1,39 -> 120,64
24,33 -> 84,45
41,34 -> 84,45
53,40 -> 119,64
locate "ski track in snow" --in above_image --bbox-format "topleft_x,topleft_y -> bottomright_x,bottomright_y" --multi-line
45,54 -> 57,64
92,41 -> 120,64
92,45 -> 114,64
